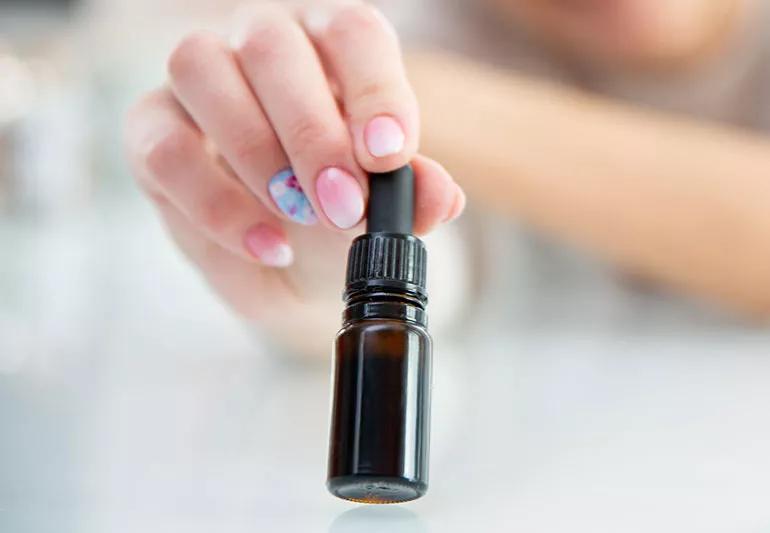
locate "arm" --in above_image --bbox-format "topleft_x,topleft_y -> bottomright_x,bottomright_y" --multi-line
408,51 -> 770,318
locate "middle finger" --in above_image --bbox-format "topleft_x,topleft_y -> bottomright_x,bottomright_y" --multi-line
232,3 -> 367,231
167,31 -> 316,226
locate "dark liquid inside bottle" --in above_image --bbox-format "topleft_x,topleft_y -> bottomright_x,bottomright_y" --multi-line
327,297 -> 432,504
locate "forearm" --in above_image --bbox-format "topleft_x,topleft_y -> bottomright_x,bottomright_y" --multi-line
408,51 -> 770,317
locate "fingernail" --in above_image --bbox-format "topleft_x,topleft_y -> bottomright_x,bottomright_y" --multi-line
445,184 -> 467,222
244,224 -> 294,267
365,115 -> 406,158
316,167 -> 365,230
268,169 -> 318,225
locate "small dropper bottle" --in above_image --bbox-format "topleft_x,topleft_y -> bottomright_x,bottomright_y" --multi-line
327,165 -> 432,504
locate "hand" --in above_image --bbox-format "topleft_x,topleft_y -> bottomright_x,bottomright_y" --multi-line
125,1 -> 465,350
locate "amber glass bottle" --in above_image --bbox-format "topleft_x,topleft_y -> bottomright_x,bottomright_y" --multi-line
327,166 -> 433,504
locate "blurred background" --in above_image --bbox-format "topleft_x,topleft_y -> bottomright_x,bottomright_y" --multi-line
3,0 -> 770,532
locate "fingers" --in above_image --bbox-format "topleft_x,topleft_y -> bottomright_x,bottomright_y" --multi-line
125,88 -> 294,267
152,198 -> 281,320
300,1 -> 419,173
166,31 -> 307,225
412,155 -> 466,236
136,0 -> 462,256
232,4 -> 367,231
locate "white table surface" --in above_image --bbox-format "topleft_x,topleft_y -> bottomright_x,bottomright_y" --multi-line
2,198 -> 770,533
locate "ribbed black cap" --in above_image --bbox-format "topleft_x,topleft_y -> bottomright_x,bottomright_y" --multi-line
344,165 -> 427,302
345,233 -> 428,302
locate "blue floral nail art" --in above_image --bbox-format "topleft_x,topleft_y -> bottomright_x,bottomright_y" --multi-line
268,169 -> 317,225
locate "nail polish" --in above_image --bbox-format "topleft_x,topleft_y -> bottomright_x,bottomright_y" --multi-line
316,167 -> 365,230
327,165 -> 432,504
244,224 -> 294,267
365,116 -> 406,158
269,169 -> 317,225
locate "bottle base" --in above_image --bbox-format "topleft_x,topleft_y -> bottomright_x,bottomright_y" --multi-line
327,475 -> 427,504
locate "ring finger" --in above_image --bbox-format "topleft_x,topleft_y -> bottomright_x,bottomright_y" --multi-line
126,88 -> 294,267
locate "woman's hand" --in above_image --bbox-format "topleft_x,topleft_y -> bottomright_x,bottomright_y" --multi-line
125,1 -> 465,351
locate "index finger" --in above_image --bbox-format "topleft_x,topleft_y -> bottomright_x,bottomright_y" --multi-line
300,1 -> 419,173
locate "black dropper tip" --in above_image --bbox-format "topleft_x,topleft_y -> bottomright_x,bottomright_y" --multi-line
366,166 -> 414,235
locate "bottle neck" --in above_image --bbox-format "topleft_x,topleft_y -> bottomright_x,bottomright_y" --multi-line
343,290 -> 427,327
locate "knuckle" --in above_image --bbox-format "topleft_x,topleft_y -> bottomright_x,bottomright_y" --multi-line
192,188 -> 243,234
125,89 -> 171,151
233,17 -> 287,63
327,4 -> 394,44
230,127 -> 275,164
168,31 -> 220,80
144,127 -> 199,185
351,80 -> 392,103
286,115 -> 331,150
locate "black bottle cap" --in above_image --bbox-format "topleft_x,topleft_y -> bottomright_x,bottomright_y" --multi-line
344,166 -> 428,303
345,233 -> 427,302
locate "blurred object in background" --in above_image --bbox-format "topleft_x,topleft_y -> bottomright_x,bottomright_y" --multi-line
0,0 -> 89,218
0,0 -> 257,380
0,0 -> 90,380
0,49 -> 35,213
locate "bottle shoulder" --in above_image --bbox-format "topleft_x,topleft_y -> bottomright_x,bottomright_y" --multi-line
337,318 -> 431,339
336,318 -> 432,361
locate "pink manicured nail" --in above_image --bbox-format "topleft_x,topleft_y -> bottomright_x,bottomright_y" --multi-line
244,224 -> 294,267
316,167 -> 365,230
365,115 -> 405,158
